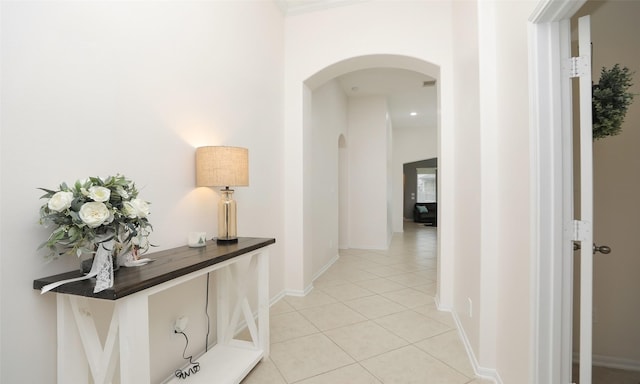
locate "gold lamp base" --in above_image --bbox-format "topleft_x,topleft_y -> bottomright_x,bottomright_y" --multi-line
217,187 -> 238,244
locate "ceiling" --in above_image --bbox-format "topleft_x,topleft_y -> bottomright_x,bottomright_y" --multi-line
336,68 -> 437,130
275,1 -> 438,130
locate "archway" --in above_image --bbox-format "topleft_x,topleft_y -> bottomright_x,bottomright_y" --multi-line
301,54 -> 447,303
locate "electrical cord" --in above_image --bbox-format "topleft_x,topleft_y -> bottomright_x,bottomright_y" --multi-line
174,330 -> 201,379
173,273 -> 211,378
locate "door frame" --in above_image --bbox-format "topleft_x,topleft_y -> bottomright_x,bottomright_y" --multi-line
529,0 -> 587,383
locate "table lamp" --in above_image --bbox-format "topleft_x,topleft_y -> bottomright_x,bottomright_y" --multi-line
195,146 -> 249,243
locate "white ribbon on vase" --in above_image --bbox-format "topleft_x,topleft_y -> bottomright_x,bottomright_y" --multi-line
40,239 -> 116,294
40,240 -> 154,295
92,239 -> 115,292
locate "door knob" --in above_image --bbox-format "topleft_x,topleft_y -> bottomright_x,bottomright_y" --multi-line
593,244 -> 611,254
572,242 -> 612,254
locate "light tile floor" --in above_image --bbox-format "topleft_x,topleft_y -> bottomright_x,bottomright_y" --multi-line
242,223 -> 493,384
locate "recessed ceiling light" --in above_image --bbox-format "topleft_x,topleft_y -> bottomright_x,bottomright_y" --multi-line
410,112 -> 418,116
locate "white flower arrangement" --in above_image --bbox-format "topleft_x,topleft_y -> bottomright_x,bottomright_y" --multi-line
38,174 -> 153,260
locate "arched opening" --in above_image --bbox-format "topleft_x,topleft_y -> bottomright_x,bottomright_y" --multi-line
303,54 -> 443,294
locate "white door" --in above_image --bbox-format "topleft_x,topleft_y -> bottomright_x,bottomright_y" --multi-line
572,14 -> 606,384
576,14 -> 593,384
528,2 -> 596,382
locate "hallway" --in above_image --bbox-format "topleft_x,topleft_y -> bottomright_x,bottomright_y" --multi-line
242,223 -> 492,383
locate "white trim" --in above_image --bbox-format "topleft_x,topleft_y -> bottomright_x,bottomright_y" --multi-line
283,252 -> 340,297
450,310 -> 501,384
313,253 -> 340,282
529,0 -> 585,23
559,17 -> 576,384
283,284 -> 313,297
269,290 -> 288,307
529,0 -> 587,383
529,18 -> 567,384
434,291 -> 451,312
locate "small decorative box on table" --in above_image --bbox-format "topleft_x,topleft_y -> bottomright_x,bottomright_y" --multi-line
34,237 -> 275,384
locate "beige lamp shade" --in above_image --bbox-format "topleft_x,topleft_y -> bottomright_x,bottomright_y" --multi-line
196,146 -> 249,187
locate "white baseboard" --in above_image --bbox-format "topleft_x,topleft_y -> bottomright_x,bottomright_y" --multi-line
434,294 -> 452,312
283,284 -> 313,297
231,264 -> 333,341
270,290 -> 287,306
313,252 -> 340,281
450,310 -> 502,384
279,252 -> 340,298
572,352 -> 640,372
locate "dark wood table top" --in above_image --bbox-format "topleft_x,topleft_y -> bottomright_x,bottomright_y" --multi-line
33,237 -> 275,300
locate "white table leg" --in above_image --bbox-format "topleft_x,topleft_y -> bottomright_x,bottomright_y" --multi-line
67,296 -> 119,384
257,250 -> 270,358
117,294 -> 150,384
57,295 -> 88,383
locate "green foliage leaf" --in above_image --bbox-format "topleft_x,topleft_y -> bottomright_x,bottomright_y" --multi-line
38,188 -> 57,199
592,64 -> 635,140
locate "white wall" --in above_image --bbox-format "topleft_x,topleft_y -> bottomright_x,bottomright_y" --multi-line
0,2 -> 285,382
385,108 -> 393,246
283,1 -> 539,381
339,134 -> 349,249
451,0 -> 483,369
347,96 -> 390,249
0,1 -> 556,382
451,1 -> 537,382
310,79 -> 347,275
485,2 -> 538,382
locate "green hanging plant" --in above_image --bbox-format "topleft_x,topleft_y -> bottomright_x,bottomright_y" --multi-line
592,64 -> 635,140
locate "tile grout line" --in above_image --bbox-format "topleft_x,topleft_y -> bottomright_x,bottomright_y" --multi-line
245,226 -> 487,384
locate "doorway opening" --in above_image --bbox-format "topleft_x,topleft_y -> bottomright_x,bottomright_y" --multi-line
403,158 -> 438,226
303,54 -> 445,304
569,2 -> 640,383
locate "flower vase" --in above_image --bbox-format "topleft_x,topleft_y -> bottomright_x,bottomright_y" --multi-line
80,243 -> 120,275
80,254 -> 119,274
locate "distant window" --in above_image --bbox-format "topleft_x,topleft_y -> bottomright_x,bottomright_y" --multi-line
417,169 -> 436,203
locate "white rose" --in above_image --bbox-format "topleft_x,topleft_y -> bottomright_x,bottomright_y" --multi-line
123,199 -> 150,218
78,202 -> 110,228
48,191 -> 74,212
122,201 -> 136,218
116,186 -> 129,199
104,210 -> 115,224
88,186 -> 111,202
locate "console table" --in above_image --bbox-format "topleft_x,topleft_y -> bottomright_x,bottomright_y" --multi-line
33,237 -> 275,384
